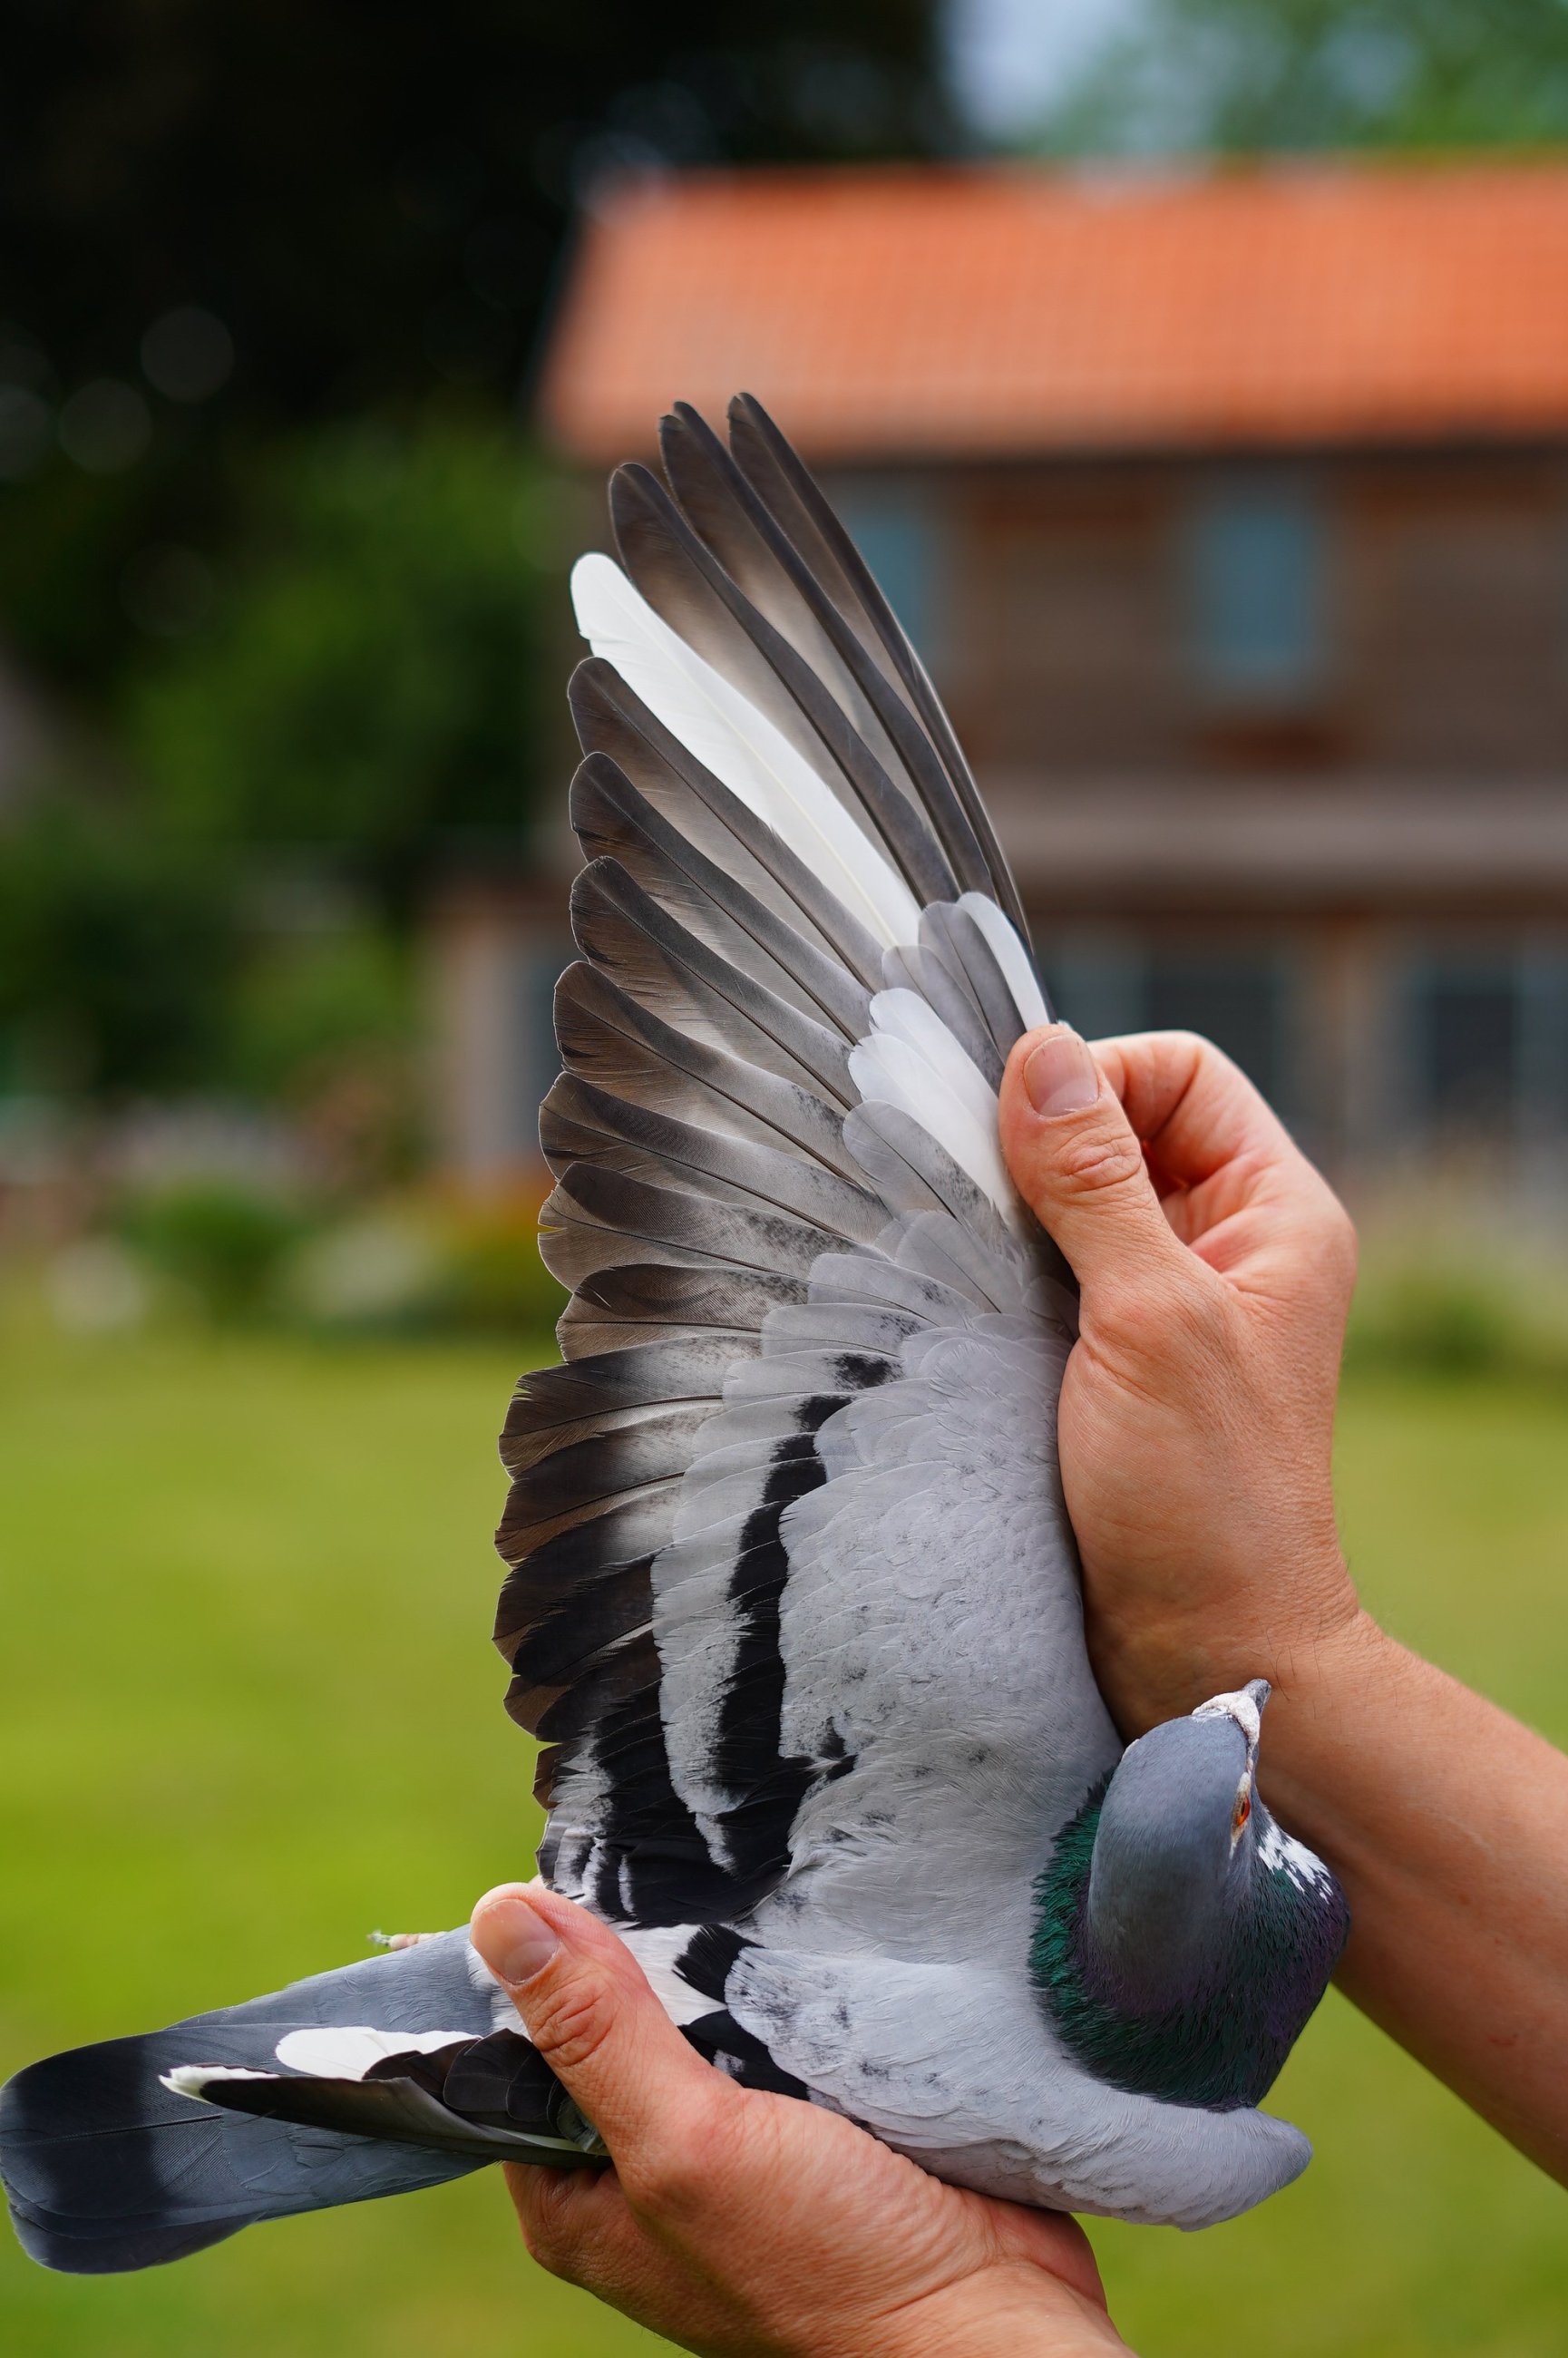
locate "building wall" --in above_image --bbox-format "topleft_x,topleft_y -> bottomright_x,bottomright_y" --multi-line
840,448 -> 1568,780
823,447 -> 1568,1190
428,445 -> 1568,1196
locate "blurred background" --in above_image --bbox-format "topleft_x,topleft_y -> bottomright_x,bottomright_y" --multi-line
2,3 -> 1567,2353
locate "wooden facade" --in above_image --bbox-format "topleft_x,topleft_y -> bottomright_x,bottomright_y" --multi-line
427,165 -> 1568,1194
916,443 -> 1568,1176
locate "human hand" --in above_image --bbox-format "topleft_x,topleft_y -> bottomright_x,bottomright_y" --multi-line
469,1884 -> 1130,2358
997,1026 -> 1367,1738
994,1028 -> 1568,2185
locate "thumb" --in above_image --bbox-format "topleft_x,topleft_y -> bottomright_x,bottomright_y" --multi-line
998,1025 -> 1184,1301
470,1883 -> 718,2164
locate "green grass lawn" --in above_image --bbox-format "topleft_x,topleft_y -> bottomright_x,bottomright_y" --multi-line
0,1325 -> 1565,2356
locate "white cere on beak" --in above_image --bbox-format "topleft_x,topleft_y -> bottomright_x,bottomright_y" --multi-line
1193,1686 -> 1265,1755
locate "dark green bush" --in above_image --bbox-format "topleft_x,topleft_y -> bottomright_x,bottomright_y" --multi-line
130,422 -> 547,920
1346,1260 -> 1568,1382
0,798 -> 236,1096
119,1183 -> 309,1322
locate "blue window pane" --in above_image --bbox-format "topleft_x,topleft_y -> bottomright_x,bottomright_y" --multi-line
1407,956 -> 1519,1132
1036,936 -> 1290,1118
833,486 -> 940,658
1521,952 -> 1568,1141
1146,952 -> 1287,1111
1038,940 -> 1146,1042
1184,483 -> 1326,699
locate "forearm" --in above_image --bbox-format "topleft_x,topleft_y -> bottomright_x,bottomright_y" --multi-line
1261,1603 -> 1568,2183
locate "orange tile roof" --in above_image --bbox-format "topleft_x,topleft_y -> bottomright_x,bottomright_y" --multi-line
540,161 -> 1568,463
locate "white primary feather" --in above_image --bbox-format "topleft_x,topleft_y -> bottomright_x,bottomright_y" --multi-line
848,989 -> 1022,1228
866,989 -> 1002,1142
958,892 -> 1049,1030
571,553 -> 920,950
849,1031 -> 1018,1227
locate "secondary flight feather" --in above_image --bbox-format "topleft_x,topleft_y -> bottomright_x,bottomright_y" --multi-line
0,395 -> 1348,2275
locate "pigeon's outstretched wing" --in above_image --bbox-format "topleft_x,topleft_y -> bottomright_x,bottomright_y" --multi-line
493,403 -> 1314,2229
496,396 -> 1121,1954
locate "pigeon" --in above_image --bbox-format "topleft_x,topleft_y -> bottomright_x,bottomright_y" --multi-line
0,395 -> 1349,2276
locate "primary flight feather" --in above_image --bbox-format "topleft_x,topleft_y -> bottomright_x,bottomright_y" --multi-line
0,395 -> 1348,2273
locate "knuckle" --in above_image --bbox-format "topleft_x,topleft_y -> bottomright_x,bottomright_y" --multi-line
1315,1195 -> 1359,1281
1091,1281 -> 1164,1356
519,2215 -> 568,2277
620,2142 -> 704,2217
1171,1280 -> 1231,1362
527,1973 -> 616,2077
1055,1120 -> 1146,1199
1278,1181 -> 1358,1302
514,2182 -> 579,2279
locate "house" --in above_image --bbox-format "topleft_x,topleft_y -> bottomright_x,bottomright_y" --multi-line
431,159 -> 1568,1194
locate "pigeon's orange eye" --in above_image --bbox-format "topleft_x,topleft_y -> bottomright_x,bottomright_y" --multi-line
1232,1793 -> 1251,1831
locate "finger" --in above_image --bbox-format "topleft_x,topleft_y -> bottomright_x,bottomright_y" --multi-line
1088,1029 -> 1301,1194
505,2156 -> 631,2275
505,2161 -> 681,2321
1091,1031 -> 1353,1286
998,1025 -> 1191,1301
470,1884 -> 722,2164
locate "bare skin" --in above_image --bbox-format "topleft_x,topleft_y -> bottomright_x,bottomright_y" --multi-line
468,1022 -> 1568,2352
998,1024 -> 1568,2189
469,1884 -> 1127,2358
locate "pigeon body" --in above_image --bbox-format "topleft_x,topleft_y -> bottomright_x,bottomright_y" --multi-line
1,396 -> 1348,2274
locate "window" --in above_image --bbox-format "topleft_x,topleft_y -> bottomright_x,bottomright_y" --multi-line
1145,950 -> 1288,1112
1521,951 -> 1568,1149
1038,934 -> 1291,1116
1183,480 -> 1327,703
1410,959 -> 1518,1133
1404,950 -> 1548,1147
833,482 -> 941,661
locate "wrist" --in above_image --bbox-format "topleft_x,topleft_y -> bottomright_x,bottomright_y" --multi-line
852,2265 -> 1129,2358
1254,1604 -> 1405,1865
1085,1535 -> 1366,1741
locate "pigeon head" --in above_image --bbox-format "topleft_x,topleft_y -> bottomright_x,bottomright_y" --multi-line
1085,1682 -> 1271,2003
1030,1681 -> 1349,2112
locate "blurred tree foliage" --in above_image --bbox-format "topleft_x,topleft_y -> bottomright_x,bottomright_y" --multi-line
0,800 -> 236,1096
228,928 -> 422,1193
229,931 -> 414,1109
0,3 -> 946,1132
130,422 -> 544,917
1042,0 -> 1568,157
0,0 -> 949,695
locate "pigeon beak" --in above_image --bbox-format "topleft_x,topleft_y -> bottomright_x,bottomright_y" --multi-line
1191,1681 -> 1271,1773
1192,1680 -> 1271,1744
